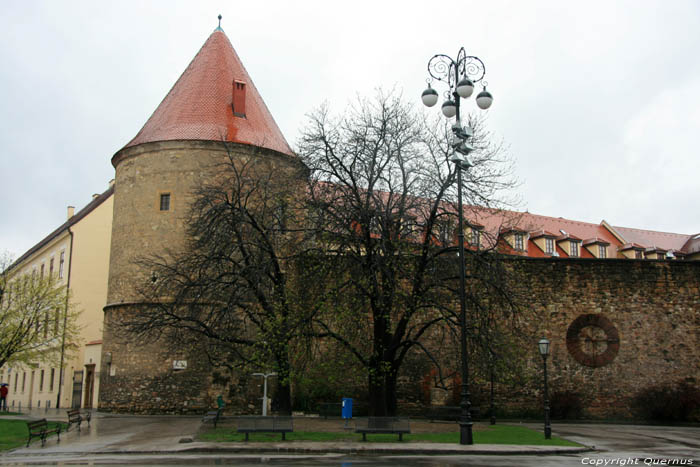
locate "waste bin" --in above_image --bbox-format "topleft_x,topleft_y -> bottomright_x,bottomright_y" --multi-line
342,397 -> 353,419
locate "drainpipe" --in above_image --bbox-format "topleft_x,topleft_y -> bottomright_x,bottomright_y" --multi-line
56,227 -> 74,409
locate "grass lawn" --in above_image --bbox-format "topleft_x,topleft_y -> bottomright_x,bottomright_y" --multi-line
0,419 -> 65,452
197,424 -> 580,446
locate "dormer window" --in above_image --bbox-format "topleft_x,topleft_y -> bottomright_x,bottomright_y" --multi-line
514,233 -> 524,250
598,245 -> 607,258
570,241 -> 579,257
545,238 -> 554,254
470,229 -> 481,248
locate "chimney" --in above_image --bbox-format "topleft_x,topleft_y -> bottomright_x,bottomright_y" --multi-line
92,193 -> 99,200
67,206 -> 75,219
232,80 -> 246,118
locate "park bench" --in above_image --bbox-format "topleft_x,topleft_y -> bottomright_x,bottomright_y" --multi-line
202,408 -> 224,428
236,416 -> 293,441
26,419 -> 62,447
426,405 -> 480,422
355,417 -> 410,441
66,409 -> 91,431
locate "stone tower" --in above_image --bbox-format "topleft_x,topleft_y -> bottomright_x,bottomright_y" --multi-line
99,26 -> 303,413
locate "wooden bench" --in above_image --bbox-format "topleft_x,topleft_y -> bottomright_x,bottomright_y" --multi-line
236,416 -> 293,441
66,409 -> 91,431
26,419 -> 61,447
355,417 -> 410,441
202,408 -> 224,428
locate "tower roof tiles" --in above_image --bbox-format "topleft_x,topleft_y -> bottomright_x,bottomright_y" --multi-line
119,28 -> 294,158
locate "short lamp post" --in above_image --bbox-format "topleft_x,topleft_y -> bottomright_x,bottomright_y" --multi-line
422,47 -> 493,446
538,338 -> 552,439
253,372 -> 277,417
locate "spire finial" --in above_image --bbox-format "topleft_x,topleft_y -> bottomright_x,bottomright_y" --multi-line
218,14 -> 222,28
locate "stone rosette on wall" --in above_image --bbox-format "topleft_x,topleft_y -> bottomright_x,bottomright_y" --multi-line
566,313 -> 620,367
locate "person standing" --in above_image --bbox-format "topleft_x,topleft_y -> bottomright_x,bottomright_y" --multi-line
0,383 -> 8,411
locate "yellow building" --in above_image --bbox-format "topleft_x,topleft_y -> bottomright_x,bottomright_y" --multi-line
0,183 -> 113,410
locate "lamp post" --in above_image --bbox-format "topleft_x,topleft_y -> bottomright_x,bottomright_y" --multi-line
253,372 -> 277,416
422,48 -> 493,446
538,338 -> 552,439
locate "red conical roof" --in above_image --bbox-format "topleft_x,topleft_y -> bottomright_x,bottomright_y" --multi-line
120,28 -> 294,158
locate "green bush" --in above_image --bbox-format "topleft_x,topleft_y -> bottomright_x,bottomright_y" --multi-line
632,380 -> 700,422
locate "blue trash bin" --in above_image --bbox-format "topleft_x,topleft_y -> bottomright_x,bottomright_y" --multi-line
341,398 -> 353,419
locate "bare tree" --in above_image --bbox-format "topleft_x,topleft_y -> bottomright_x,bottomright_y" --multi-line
297,90 -> 520,415
118,145 -> 316,414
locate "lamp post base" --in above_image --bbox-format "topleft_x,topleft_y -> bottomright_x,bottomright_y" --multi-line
459,420 -> 473,445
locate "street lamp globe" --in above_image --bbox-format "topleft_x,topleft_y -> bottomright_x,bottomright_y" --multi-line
456,77 -> 474,98
442,99 -> 457,118
476,89 -> 493,109
538,338 -> 550,357
421,85 -> 439,107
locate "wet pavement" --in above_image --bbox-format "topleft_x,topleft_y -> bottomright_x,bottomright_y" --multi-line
0,410 -> 698,466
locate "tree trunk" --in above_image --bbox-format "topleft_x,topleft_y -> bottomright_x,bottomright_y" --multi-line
368,359 -> 399,416
274,347 -> 293,415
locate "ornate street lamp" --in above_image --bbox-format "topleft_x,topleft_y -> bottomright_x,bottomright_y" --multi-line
538,338 -> 552,439
422,47 -> 493,446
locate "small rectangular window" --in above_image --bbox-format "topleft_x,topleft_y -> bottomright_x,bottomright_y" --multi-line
39,370 -> 44,392
59,251 -> 65,279
40,263 -> 45,278
570,241 -> 579,257
160,193 -> 171,211
471,229 -> 481,248
50,368 -> 55,392
599,245 -> 607,258
49,258 -> 54,276
635,250 -> 642,259
514,233 -> 524,250
22,372 -> 26,392
545,238 -> 554,254
14,373 -> 18,392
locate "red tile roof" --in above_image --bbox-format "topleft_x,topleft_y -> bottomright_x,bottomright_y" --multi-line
121,29 -> 294,158
613,226 -> 691,252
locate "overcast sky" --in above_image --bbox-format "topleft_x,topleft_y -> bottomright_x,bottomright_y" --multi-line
2,0 -> 699,259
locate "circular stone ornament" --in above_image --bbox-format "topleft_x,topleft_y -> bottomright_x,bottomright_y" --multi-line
566,314 -> 620,367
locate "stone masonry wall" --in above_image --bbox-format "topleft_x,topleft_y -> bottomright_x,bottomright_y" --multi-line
504,257 -> 699,418
100,140 -> 306,413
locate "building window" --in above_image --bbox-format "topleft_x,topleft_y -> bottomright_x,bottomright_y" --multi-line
55,309 -> 60,335
39,370 -> 44,392
59,251 -> 65,279
635,250 -> 642,259
570,241 -> 579,257
50,368 -> 55,392
598,245 -> 607,258
514,233 -> 524,250
49,257 -> 54,276
22,372 -> 26,393
545,238 -> 554,254
40,263 -> 45,277
14,373 -> 18,392
160,193 -> 171,211
471,229 -> 481,248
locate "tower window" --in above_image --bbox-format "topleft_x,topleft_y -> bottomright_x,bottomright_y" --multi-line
233,80 -> 247,118
160,193 -> 171,211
